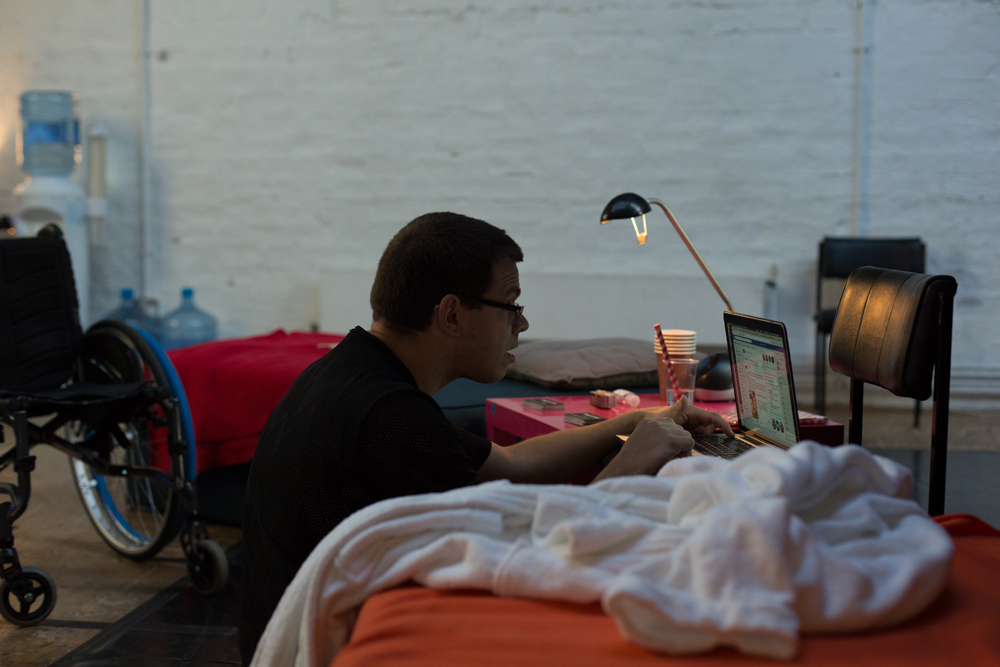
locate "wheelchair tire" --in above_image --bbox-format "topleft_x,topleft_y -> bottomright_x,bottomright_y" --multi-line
187,539 -> 228,596
68,321 -> 183,560
0,567 -> 57,627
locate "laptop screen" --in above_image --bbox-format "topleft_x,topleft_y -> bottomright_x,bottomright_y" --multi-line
725,315 -> 799,449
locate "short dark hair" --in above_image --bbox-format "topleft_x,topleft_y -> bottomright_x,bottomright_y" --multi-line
370,212 -> 524,334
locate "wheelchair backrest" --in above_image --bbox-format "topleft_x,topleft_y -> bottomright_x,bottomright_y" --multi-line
0,234 -> 83,392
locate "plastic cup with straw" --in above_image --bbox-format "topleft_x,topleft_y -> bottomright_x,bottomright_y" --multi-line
654,323 -> 682,403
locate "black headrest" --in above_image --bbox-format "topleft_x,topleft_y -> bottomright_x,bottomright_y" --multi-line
819,237 -> 924,278
0,235 -> 83,392
828,266 -> 956,400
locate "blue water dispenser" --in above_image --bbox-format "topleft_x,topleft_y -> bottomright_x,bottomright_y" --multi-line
18,91 -> 80,175
13,91 -> 90,324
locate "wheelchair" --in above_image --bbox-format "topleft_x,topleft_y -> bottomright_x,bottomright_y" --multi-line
0,226 -> 227,627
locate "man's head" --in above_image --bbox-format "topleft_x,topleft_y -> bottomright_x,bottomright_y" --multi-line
371,212 -> 524,334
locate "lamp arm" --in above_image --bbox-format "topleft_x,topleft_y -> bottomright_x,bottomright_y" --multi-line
647,198 -> 734,312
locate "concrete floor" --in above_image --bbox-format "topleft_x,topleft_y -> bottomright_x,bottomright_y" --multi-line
0,445 -> 241,667
2,406 -> 999,666
823,404 -> 1000,452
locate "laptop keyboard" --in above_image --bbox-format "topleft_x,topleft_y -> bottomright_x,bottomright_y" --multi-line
693,434 -> 756,459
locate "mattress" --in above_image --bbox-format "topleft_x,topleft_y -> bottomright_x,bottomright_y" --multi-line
331,513 -> 1000,667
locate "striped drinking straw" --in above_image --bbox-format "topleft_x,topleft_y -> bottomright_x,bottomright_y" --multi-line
654,323 -> 682,403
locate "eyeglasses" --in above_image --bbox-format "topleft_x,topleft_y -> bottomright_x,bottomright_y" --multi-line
456,295 -> 525,320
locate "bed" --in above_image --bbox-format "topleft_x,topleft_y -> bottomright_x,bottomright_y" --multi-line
166,331 -> 344,522
333,514 -> 1000,667
247,444 -> 1000,667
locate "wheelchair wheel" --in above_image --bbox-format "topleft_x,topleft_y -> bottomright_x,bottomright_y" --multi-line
187,539 -> 228,595
0,567 -> 57,627
68,321 -> 183,560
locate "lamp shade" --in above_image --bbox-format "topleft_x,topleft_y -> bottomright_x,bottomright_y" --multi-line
600,193 -> 651,223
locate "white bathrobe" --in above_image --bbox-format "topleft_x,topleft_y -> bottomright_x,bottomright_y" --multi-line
251,442 -> 953,667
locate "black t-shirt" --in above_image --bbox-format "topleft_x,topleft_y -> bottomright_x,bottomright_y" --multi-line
239,327 -> 492,664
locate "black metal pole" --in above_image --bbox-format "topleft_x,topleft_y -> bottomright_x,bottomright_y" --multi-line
816,333 -> 828,415
10,410 -> 34,523
928,286 -> 955,517
815,246 -> 826,415
849,378 -> 864,446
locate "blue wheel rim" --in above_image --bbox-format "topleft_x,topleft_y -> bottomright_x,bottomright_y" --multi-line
132,327 -> 198,482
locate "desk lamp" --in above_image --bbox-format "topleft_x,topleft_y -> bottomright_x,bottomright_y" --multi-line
600,192 -> 733,311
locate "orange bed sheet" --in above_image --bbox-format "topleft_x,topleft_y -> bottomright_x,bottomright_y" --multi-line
333,514 -> 1000,667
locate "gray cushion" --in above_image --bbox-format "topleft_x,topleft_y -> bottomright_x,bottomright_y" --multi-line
505,338 -> 659,391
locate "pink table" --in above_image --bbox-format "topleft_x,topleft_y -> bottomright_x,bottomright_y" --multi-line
485,394 -> 844,447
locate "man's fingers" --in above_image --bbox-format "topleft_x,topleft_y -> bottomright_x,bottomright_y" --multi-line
643,402 -> 734,438
679,404 -> 735,438
712,412 -> 735,437
675,431 -> 695,450
696,410 -> 733,437
663,420 -> 694,447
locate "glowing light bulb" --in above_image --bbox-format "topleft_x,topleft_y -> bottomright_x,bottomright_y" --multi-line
630,214 -> 648,245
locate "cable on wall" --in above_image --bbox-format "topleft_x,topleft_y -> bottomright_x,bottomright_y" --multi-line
138,0 -> 154,298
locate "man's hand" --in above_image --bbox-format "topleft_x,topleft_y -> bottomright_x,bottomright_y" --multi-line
593,417 -> 694,480
635,396 -> 735,438
591,396 -> 735,481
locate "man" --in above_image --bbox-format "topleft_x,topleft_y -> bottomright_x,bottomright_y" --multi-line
239,212 -> 731,663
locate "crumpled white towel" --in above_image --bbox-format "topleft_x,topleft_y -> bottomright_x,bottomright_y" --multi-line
250,442 -> 952,667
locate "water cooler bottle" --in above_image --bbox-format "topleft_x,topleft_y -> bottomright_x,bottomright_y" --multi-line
161,288 -> 217,350
13,91 -> 90,324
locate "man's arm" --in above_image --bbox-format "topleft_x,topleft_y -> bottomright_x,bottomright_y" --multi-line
476,397 -> 733,484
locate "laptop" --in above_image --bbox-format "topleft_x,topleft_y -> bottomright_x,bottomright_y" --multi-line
691,312 -> 802,459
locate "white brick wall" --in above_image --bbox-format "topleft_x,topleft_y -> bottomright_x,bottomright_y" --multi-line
1,0 -> 998,400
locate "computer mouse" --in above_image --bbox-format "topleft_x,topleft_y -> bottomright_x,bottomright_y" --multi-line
695,352 -> 735,401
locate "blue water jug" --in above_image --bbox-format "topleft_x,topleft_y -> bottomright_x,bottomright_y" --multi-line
103,288 -> 161,339
161,288 -> 217,350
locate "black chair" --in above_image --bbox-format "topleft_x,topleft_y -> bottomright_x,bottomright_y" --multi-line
0,227 -> 226,627
828,266 -> 957,516
815,237 -> 925,419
